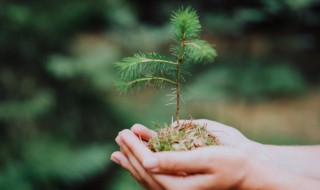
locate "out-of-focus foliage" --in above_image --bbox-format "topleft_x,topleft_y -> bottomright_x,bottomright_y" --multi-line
1,0 -> 132,189
0,142 -> 112,190
47,45 -> 120,90
188,62 -> 306,101
1,0 -> 319,189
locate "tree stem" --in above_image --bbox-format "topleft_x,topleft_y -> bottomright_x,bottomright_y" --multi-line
176,33 -> 186,126
176,61 -> 181,126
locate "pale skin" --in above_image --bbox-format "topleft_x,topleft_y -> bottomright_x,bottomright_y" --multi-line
111,119 -> 320,190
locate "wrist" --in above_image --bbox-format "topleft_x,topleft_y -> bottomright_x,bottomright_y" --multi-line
241,158 -> 320,190
239,140 -> 278,165
227,152 -> 264,190
239,158 -> 280,190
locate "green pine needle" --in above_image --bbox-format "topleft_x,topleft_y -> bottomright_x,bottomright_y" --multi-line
116,53 -> 178,90
185,40 -> 217,62
116,76 -> 177,93
117,53 -> 176,78
171,6 -> 201,42
116,53 -> 179,92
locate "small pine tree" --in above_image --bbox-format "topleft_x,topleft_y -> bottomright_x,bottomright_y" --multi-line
116,7 -> 218,151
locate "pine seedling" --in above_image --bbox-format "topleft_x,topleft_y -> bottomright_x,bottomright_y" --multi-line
116,7 -> 218,151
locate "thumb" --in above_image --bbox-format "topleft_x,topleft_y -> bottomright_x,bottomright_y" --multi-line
143,147 -> 212,174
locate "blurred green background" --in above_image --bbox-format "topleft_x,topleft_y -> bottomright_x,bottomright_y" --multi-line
1,0 -> 320,189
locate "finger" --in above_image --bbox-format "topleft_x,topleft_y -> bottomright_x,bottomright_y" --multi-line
116,131 -> 163,189
111,151 -> 129,169
131,124 -> 157,141
115,135 -> 122,146
117,133 -> 146,154
111,151 -> 141,182
144,147 -> 213,174
120,140 -> 163,190
120,145 -> 151,189
116,133 -> 149,187
119,130 -> 164,189
154,173 -> 212,190
116,132 -> 148,162
119,129 -> 155,163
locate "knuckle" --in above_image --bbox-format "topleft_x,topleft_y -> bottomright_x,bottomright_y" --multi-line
158,157 -> 173,171
157,154 -> 176,170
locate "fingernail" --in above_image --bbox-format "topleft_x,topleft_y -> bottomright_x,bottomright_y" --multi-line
143,157 -> 158,169
132,123 -> 142,128
115,137 -> 121,146
111,157 -> 120,165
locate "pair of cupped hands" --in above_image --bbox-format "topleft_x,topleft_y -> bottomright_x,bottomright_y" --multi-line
111,119 -> 269,190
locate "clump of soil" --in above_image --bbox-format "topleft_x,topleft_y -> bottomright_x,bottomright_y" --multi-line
148,121 -> 219,152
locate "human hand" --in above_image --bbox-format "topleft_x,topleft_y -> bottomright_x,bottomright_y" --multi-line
111,120 -> 265,189
112,129 -> 257,190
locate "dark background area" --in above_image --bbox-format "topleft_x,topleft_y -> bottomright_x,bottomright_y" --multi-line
1,0 -> 320,189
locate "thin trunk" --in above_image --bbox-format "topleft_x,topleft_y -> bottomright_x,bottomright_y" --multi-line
176,62 -> 181,125
176,33 -> 186,126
